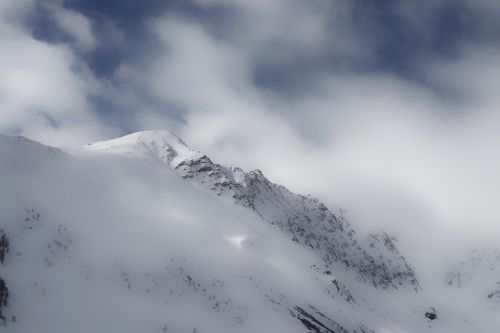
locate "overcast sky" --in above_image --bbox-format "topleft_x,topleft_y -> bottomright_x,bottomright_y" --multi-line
1,0 -> 500,244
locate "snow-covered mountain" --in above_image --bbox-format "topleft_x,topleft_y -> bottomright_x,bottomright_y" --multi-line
88,131 -> 418,290
0,131 -> 498,332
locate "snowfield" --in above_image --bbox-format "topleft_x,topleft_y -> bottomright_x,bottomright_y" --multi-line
0,131 -> 498,332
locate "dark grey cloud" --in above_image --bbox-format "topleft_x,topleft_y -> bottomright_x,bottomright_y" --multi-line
19,0 -> 493,124
49,0 -> 235,77
247,0 -> 500,97
33,0 -> 500,94
4,0 -> 500,140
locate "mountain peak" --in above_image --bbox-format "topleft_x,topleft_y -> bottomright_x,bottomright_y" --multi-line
86,130 -> 203,167
89,130 -> 187,148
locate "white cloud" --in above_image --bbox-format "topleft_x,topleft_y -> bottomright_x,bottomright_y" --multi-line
194,0 -> 368,61
149,17 -> 251,111
0,3 -> 111,146
126,8 -> 500,255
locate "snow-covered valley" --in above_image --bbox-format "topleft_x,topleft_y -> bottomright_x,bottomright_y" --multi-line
0,131 -> 498,332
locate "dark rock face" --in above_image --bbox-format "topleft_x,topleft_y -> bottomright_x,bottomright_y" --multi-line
331,279 -> 356,304
175,155 -> 419,289
487,290 -> 500,299
425,308 -> 437,321
0,229 -> 8,265
0,230 -> 9,325
290,306 -> 348,333
0,278 -> 8,317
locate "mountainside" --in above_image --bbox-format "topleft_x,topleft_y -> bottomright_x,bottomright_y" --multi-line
0,131 -> 498,332
88,131 -> 418,290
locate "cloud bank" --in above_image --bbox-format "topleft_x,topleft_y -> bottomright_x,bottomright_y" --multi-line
1,0 -> 500,249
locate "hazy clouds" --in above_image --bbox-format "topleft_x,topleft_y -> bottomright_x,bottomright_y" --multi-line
0,0 -> 112,144
1,0 -> 500,242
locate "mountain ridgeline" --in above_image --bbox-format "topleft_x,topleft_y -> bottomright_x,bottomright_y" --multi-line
175,153 -> 418,290
90,131 -> 419,289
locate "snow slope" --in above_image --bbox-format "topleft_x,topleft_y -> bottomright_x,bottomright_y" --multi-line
0,131 -> 498,332
445,248 -> 500,311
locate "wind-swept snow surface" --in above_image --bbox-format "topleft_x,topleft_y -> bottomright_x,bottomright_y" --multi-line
0,131 -> 499,332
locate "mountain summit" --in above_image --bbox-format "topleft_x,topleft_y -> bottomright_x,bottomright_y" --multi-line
86,130 -> 203,167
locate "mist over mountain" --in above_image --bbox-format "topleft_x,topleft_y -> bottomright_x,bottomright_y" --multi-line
0,131 -> 498,333
2,1 -> 500,331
